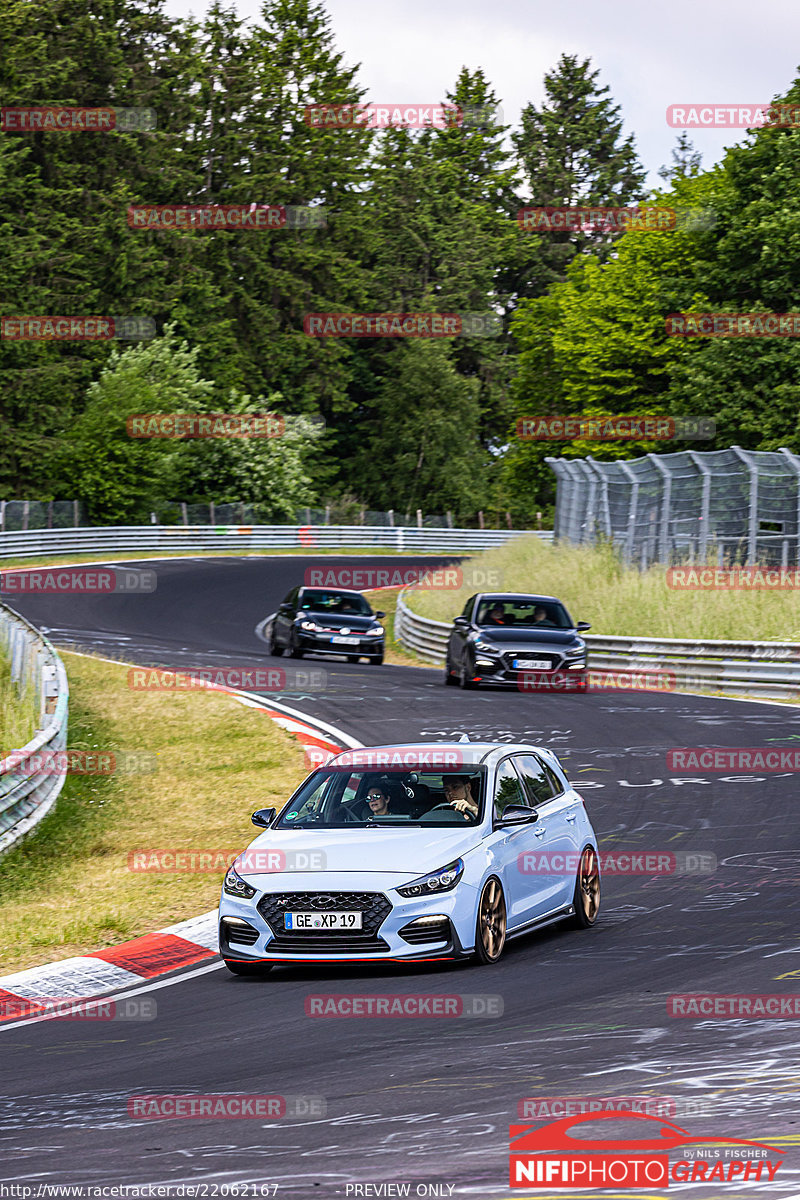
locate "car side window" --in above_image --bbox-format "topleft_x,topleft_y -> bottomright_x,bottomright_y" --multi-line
493,758 -> 529,819
514,753 -> 558,807
284,587 -> 298,606
461,595 -> 476,620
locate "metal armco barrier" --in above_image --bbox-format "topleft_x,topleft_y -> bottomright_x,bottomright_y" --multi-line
0,605 -> 69,854
395,593 -> 800,700
0,525 -> 552,560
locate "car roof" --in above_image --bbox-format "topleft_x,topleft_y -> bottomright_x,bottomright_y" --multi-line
474,592 -> 562,603
298,586 -> 365,597
326,741 -> 560,768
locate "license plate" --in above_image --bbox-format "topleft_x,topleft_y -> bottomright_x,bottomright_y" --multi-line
331,636 -> 360,645
285,911 -> 362,930
513,658 -> 551,669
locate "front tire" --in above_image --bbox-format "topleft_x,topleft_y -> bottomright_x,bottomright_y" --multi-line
289,631 -> 304,659
474,877 -> 506,964
223,959 -> 273,977
444,657 -> 457,685
570,845 -> 600,927
459,660 -> 477,690
269,627 -> 284,656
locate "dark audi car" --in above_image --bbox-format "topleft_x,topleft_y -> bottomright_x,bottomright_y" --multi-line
444,593 -> 590,688
270,586 -> 385,664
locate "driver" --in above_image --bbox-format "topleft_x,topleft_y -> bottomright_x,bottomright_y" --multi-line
442,775 -> 479,820
486,603 -> 507,625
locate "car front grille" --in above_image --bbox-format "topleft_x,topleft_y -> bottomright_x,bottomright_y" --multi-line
502,652 -> 561,671
257,891 -> 392,955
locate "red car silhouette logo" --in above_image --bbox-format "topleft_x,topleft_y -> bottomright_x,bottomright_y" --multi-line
511,1110 -> 782,1156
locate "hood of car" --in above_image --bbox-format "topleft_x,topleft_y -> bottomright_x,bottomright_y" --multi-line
473,627 -> 579,647
236,826 -> 479,880
298,609 -> 376,629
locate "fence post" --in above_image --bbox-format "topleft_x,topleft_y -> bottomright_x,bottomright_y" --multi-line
325,505 -> 330,525
687,452 -> 712,564
616,460 -> 639,566
648,453 -> 672,563
387,509 -> 394,527
181,502 -> 188,526
478,511 -> 484,529
22,500 -> 29,532
779,448 -> 800,566
731,446 -> 758,564
209,501 -> 215,524
417,509 -> 423,529
73,500 -> 79,527
0,500 -> 5,532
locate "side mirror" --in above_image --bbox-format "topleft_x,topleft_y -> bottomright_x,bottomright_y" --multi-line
251,807 -> 276,827
375,611 -> 386,620
278,602 -> 292,613
453,616 -> 469,627
495,804 -> 537,826
576,621 -> 591,631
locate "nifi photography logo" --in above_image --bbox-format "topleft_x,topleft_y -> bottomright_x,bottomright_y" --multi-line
509,1111 -> 783,1188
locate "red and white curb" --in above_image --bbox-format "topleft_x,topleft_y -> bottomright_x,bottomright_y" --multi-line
0,672 -> 358,1020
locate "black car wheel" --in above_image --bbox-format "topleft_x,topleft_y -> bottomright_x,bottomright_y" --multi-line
372,652 -> 384,665
444,656 -> 457,685
289,630 -> 304,659
347,654 -> 360,663
268,626 -> 284,656
459,659 -> 477,689
224,959 -> 273,977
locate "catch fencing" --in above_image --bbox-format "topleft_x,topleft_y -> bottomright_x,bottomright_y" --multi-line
0,605 -> 69,854
0,525 -> 551,560
547,446 -> 800,568
395,593 -> 800,701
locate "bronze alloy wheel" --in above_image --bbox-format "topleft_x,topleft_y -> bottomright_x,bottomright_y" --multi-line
475,877 -> 507,964
572,845 -> 600,927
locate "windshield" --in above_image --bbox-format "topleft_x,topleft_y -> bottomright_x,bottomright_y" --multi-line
476,597 -> 573,629
299,590 -> 373,616
275,768 -> 486,827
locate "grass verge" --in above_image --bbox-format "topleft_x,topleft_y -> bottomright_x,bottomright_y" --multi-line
406,535 -> 800,642
0,650 -> 310,974
363,588 -> 436,668
0,649 -> 39,750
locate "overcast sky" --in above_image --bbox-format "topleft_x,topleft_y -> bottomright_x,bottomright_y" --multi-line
164,0 -> 800,189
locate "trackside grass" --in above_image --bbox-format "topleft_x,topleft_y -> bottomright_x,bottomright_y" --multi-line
0,649 -> 38,751
406,535 -> 800,641
0,651 -> 309,973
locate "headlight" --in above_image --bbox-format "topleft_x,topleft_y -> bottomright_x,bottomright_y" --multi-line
365,624 -> 384,637
397,858 -> 464,898
565,641 -> 586,657
300,619 -> 320,631
223,865 -> 256,899
474,639 -> 499,653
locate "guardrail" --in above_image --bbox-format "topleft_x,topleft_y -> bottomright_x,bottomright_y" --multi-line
0,605 -> 69,854
0,525 -> 552,560
395,593 -> 800,701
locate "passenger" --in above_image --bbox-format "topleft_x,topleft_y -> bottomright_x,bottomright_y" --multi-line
442,775 -> 479,820
366,784 -> 392,817
532,605 -> 549,623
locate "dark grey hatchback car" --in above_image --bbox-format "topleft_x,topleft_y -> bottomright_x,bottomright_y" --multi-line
270,586 -> 386,664
444,593 -> 590,689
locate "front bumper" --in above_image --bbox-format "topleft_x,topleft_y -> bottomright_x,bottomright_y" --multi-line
296,630 -> 384,658
472,652 -> 588,685
219,875 -> 476,964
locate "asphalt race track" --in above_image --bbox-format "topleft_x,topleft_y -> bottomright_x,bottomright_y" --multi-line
2,555 -> 800,1197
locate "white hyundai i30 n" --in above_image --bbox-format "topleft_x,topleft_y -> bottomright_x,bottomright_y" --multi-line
218,741 -> 600,974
